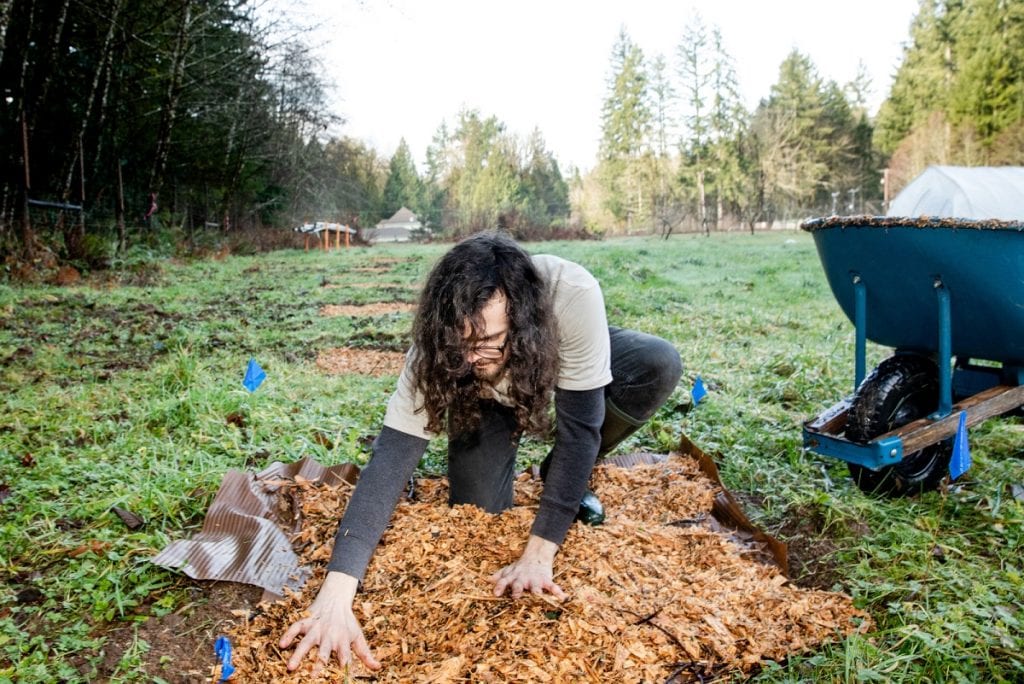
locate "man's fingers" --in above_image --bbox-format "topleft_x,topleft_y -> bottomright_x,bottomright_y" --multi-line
353,631 -> 382,670
279,620 -> 305,649
545,580 -> 568,600
492,576 -> 510,597
287,632 -> 317,671
339,636 -> 353,668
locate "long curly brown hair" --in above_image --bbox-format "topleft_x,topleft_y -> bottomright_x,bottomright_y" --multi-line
411,231 -> 559,438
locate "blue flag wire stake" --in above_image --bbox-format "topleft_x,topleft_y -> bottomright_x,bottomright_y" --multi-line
691,375 -> 707,405
949,411 -> 971,481
214,635 -> 235,682
243,357 -> 266,392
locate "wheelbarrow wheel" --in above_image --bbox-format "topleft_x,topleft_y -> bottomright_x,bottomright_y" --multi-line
845,354 -> 952,497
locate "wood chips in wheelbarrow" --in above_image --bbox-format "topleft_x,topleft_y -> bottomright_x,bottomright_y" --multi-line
226,450 -> 870,682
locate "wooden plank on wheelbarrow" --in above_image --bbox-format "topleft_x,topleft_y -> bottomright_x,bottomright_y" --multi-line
880,384 -> 1024,453
805,397 -> 853,435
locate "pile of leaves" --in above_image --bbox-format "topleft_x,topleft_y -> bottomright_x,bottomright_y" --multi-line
228,456 -> 870,682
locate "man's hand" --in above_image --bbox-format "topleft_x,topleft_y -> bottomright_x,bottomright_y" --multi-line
279,571 -> 382,673
489,535 -> 568,600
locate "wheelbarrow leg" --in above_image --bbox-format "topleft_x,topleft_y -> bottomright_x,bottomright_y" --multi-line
854,275 -> 866,391
934,281 -> 952,418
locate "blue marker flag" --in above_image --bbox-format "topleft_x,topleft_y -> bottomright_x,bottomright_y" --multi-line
949,411 -> 972,481
691,375 -> 707,405
243,358 -> 266,392
214,635 -> 235,682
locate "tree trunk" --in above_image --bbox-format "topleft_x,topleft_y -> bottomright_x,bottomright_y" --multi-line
29,0 -> 71,133
20,112 -> 34,256
59,0 -> 123,261
10,0 -> 38,258
147,0 -> 193,210
0,0 -> 13,59
698,169 -> 708,237
116,160 -> 125,254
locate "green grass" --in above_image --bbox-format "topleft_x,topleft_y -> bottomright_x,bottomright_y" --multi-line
1,232 -> 1022,682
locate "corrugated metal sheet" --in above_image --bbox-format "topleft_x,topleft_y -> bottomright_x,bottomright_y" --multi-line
152,458 -> 358,599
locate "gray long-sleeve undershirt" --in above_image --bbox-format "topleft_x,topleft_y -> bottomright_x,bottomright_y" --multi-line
326,386 -> 605,580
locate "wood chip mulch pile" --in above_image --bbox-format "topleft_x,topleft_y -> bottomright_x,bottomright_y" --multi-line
227,455 -> 870,682
320,303 -> 416,317
314,348 -> 406,377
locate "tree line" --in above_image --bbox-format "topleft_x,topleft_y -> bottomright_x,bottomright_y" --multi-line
2,0 -> 1022,266
589,21 -> 878,236
588,0 -> 1024,236
1,0 -> 343,265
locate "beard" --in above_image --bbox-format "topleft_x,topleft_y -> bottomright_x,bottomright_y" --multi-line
471,358 -> 507,383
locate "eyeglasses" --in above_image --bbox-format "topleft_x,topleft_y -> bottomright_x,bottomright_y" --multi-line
467,338 -> 508,360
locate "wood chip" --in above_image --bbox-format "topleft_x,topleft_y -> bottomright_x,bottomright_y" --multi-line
314,348 -> 406,376
320,303 -> 415,317
229,455 -> 871,682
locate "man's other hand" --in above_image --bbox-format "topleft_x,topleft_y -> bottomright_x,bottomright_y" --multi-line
489,535 -> 567,600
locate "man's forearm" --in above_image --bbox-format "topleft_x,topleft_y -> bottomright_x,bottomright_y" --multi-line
327,426 -> 428,578
530,387 -> 605,544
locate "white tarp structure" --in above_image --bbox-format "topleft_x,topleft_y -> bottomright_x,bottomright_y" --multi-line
887,165 -> 1024,220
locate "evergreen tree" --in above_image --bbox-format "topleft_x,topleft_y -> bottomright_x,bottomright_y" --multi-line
382,139 -> 424,218
875,0 -> 1024,190
676,13 -> 713,233
598,27 -> 651,229
948,0 -> 1024,145
874,0 -> 958,155
520,128 -> 570,231
647,53 -> 685,237
706,26 -> 748,229
753,51 -> 835,218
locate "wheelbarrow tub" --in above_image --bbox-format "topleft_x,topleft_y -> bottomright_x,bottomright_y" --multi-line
802,217 -> 1024,365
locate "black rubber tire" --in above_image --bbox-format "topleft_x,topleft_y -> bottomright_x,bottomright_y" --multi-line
845,354 -> 952,497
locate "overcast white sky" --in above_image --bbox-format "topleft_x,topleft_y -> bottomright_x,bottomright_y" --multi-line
281,0 -> 920,173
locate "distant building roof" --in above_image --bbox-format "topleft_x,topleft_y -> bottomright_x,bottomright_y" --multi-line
370,206 -> 424,240
888,165 -> 1024,220
385,207 -> 418,224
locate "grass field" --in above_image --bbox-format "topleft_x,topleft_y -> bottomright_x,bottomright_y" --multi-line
1,231 -> 1022,682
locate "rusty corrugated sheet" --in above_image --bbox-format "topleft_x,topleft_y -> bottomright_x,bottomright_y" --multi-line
152,458 -> 358,599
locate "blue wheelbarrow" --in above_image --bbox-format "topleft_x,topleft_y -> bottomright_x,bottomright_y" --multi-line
801,216 -> 1024,496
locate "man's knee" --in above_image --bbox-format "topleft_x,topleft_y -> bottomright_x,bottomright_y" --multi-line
609,333 -> 683,422
646,337 -> 683,401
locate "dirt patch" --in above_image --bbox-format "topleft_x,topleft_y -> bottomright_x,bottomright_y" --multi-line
772,504 -> 864,591
319,302 -> 415,317
351,265 -> 394,274
88,581 -> 263,683
315,347 -> 406,376
322,282 -> 418,290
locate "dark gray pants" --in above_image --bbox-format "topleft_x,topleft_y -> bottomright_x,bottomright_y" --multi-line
447,327 -> 683,511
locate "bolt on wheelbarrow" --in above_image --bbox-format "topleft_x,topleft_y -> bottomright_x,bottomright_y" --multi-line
801,215 -> 1024,496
